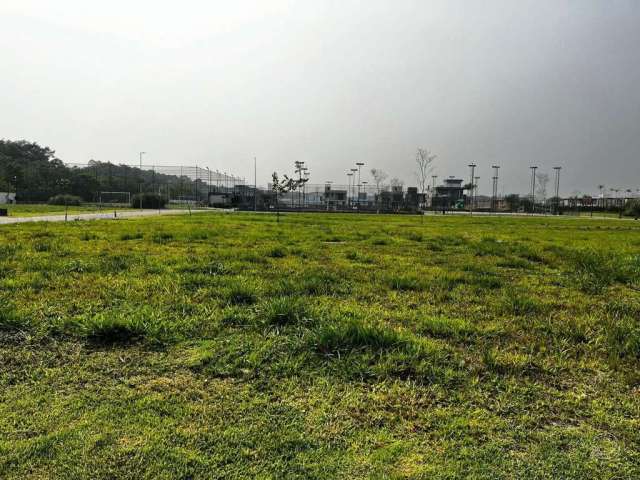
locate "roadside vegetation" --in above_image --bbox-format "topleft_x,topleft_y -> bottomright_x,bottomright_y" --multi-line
1,212 -> 639,478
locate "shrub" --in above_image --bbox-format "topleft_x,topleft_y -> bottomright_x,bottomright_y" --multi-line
48,194 -> 82,206
624,199 -> 640,218
131,193 -> 167,209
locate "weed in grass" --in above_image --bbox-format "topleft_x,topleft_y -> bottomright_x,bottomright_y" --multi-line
73,311 -> 147,344
152,231 -> 174,244
564,248 -> 633,294
483,348 -> 540,376
345,250 -> 375,264
467,273 -> 502,290
474,237 -> 505,257
605,314 -> 640,359
418,316 -> 475,341
0,244 -> 18,259
99,254 -> 132,273
260,296 -> 309,326
387,274 -> 424,292
119,231 -> 144,241
33,241 -> 53,252
405,231 -> 423,242
314,318 -> 406,354
0,303 -> 23,331
79,231 -> 99,241
496,256 -> 531,270
221,306 -> 254,326
300,271 -> 350,296
371,237 -> 390,246
502,293 -> 543,316
226,278 -> 259,305
267,246 -> 287,258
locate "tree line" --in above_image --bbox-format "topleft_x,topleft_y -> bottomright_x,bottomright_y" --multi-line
0,140 -> 206,202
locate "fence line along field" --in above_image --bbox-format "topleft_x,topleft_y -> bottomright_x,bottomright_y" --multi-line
1,212 -> 639,478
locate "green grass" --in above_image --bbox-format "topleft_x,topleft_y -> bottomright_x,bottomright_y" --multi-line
1,212 -> 640,478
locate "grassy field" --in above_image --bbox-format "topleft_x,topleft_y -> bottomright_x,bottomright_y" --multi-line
1,212 -> 639,478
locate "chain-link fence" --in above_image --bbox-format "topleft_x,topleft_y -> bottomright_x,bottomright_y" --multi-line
10,161 -> 245,205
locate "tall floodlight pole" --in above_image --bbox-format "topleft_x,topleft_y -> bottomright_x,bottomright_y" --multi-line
553,166 -> 561,214
474,176 -> 480,210
356,162 -> 365,208
491,165 -> 500,212
468,164 -> 476,214
346,173 -> 350,206
254,157 -> 257,212
362,181 -> 368,208
350,168 -> 357,207
302,167 -> 308,207
530,166 -> 538,213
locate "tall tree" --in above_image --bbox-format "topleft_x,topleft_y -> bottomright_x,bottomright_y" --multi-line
414,148 -> 436,199
370,168 -> 388,211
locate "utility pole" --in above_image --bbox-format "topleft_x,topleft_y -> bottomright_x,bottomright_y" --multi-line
530,166 -> 538,213
468,164 -> 476,214
553,166 -> 561,214
254,157 -> 257,212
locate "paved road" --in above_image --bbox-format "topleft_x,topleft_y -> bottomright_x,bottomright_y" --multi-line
0,208 -> 215,225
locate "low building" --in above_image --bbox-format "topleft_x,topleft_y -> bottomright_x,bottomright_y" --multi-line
322,185 -> 347,207
432,178 -> 464,208
0,192 -> 16,204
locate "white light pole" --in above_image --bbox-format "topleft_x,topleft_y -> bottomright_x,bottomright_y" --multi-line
356,162 -> 365,208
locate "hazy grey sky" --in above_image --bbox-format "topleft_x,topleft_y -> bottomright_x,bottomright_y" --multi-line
1,0 -> 639,195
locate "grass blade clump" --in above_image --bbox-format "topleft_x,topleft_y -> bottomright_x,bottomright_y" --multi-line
260,296 -> 309,326
387,274 -> 424,292
74,311 -> 148,344
563,248 -> 637,294
225,277 -> 260,305
314,318 -> 406,354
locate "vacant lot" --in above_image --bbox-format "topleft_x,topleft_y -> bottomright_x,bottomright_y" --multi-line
1,213 -> 639,478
